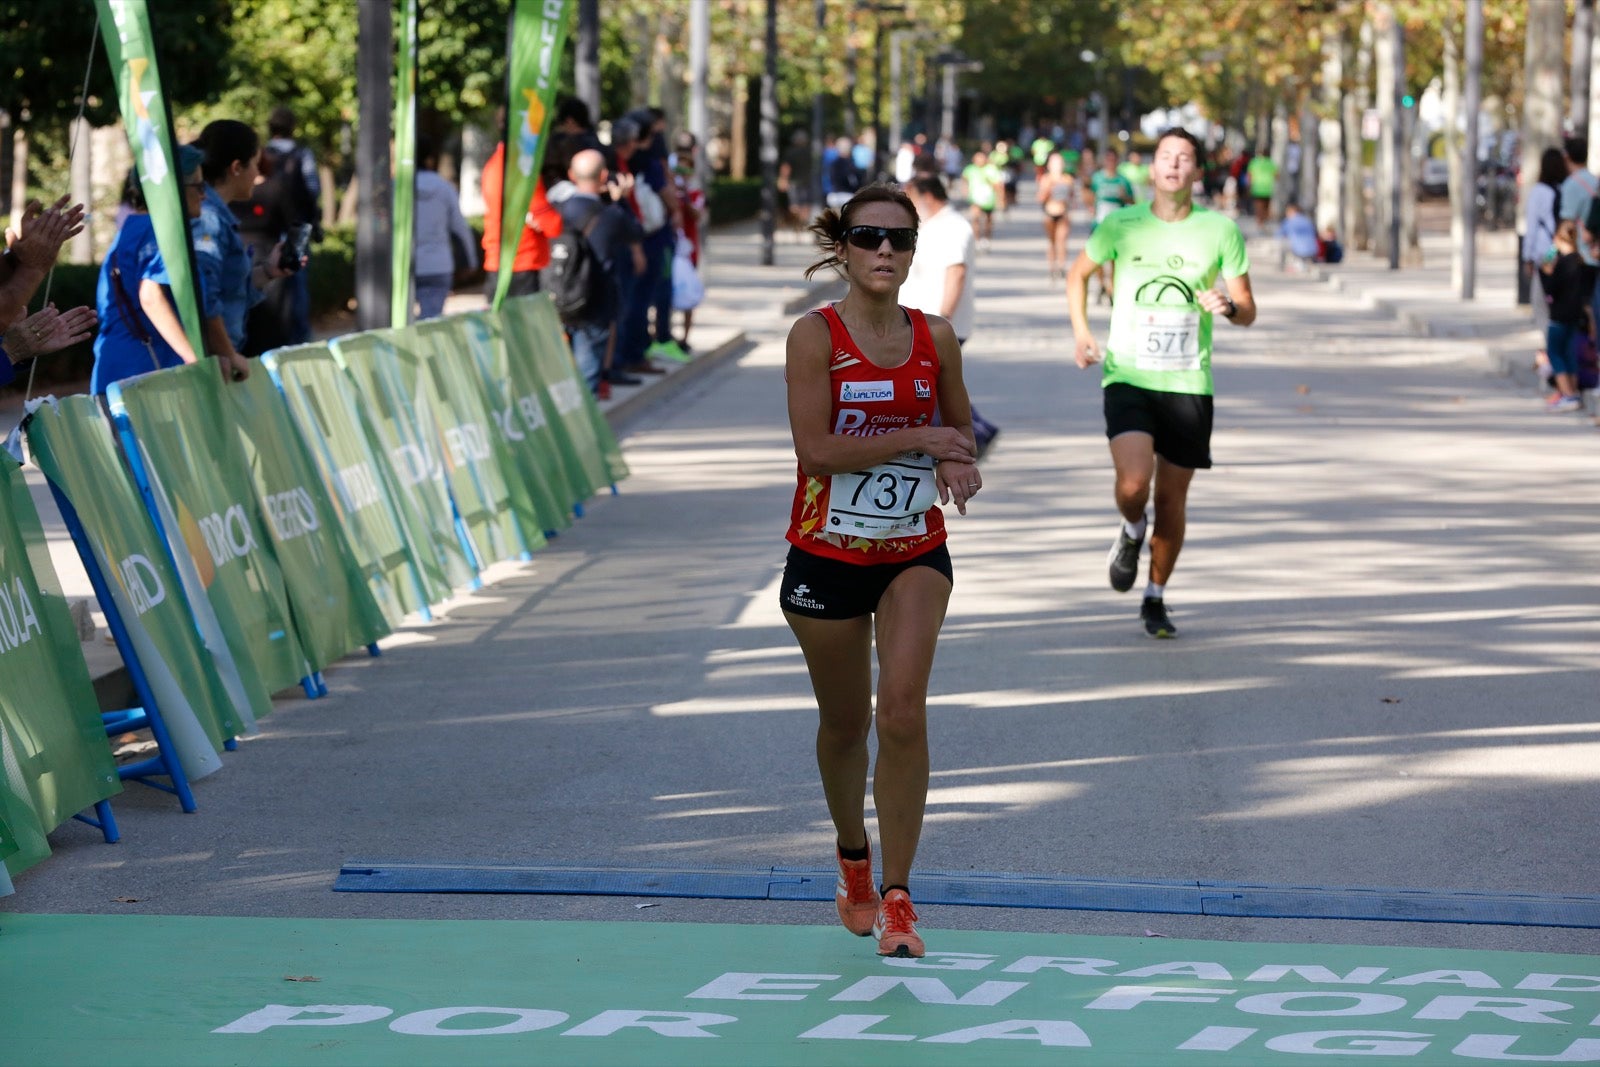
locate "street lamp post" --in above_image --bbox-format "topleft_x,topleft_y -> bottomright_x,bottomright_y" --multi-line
866,2 -> 906,180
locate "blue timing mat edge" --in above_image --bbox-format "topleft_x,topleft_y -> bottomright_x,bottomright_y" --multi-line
332,862 -> 1600,929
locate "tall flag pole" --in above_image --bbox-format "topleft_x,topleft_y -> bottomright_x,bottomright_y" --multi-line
96,0 -> 206,358
492,0 -> 573,313
391,0 -> 419,329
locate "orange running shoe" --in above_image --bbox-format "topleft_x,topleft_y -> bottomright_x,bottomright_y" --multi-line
834,842 -> 879,936
873,887 -> 924,958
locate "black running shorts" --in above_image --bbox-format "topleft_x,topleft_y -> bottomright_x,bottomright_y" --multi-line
779,543 -> 953,620
1103,381 -> 1214,470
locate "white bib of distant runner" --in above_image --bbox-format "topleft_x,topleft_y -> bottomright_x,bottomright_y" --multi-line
1131,304 -> 1201,372
826,451 -> 938,539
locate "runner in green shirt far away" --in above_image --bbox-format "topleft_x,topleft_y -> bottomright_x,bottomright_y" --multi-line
1087,147 -> 1135,304
1065,127 -> 1257,638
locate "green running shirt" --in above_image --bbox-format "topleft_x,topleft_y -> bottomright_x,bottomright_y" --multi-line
1083,202 -> 1250,396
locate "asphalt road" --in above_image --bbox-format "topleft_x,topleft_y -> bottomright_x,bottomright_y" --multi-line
7,200 -> 1598,960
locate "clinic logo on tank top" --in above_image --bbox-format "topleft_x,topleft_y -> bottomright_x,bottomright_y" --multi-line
841,380 -> 895,403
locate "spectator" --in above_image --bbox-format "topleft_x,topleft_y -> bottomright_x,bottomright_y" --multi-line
1246,151 -> 1277,231
779,130 -> 815,235
195,119 -> 296,381
827,136 -> 861,208
671,130 -> 706,352
1539,218 -> 1594,413
411,134 -> 478,321
1524,147 -> 1566,346
1558,137 -> 1600,341
612,112 -> 680,373
93,151 -> 207,394
630,107 -> 684,364
1277,202 -> 1319,272
552,148 -> 641,399
902,174 -> 1000,454
260,106 -> 319,344
481,105 -> 564,300
546,96 -> 605,183
0,196 -> 95,387
894,139 -> 918,184
1317,225 -> 1343,264
604,116 -> 653,384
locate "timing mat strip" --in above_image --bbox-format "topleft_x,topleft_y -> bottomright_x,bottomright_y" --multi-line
333,862 -> 1600,929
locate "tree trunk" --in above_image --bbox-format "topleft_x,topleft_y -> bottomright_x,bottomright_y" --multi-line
1520,0 -> 1565,231
69,117 -> 93,264
319,163 -> 338,229
1345,21 -> 1371,251
1443,13 -> 1464,290
730,75 -> 748,180
339,175 -> 361,226
9,125 -> 28,234
1401,101 -> 1422,266
630,11 -> 651,105
656,7 -> 687,129
1318,32 -> 1344,234
1269,102 -> 1291,218
1373,2 -> 1397,261
1573,0 -> 1595,135
1298,99 -> 1319,218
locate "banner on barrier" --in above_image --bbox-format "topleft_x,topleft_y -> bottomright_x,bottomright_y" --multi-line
265,346 -> 442,620
520,295 -> 630,485
111,363 -> 311,698
330,332 -> 478,590
0,453 -> 122,878
413,318 -> 553,556
456,309 -> 582,527
499,295 -> 626,499
387,328 -> 530,567
26,397 -> 253,778
223,370 -> 391,669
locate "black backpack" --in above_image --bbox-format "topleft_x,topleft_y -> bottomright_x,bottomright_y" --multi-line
544,202 -> 607,322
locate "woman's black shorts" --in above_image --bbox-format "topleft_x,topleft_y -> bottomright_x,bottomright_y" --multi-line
1103,382 -> 1214,470
779,543 -> 953,620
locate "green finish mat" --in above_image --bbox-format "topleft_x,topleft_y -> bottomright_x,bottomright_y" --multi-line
2,913 -> 1598,1066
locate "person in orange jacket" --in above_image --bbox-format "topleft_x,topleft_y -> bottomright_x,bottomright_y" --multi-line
481,139 -> 564,300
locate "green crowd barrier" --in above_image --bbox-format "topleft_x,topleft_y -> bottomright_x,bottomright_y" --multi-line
26,397 -> 256,775
456,308 -> 587,520
0,452 -> 121,879
222,369 -> 391,668
265,346 -> 443,622
329,331 -> 479,591
391,326 -> 535,567
514,294 -> 630,486
498,296 -> 627,504
109,363 -> 312,699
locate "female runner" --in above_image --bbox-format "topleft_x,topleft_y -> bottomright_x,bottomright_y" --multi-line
1037,151 -> 1075,280
780,183 -> 982,958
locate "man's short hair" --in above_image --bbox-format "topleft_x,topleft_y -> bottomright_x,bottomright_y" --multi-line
1566,137 -> 1589,168
555,96 -> 592,130
908,174 -> 948,202
1155,126 -> 1204,166
268,106 -> 296,139
611,117 -> 641,145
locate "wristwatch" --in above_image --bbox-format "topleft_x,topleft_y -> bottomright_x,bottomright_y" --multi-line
1220,295 -> 1238,319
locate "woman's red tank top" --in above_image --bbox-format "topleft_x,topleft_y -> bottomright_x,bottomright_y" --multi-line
785,304 -> 946,564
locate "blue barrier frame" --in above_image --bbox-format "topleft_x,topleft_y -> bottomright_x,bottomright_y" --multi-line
104,382 -> 323,701
48,483 -> 198,814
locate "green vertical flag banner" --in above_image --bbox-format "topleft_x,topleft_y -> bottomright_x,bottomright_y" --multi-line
493,0 -> 573,312
0,453 -> 122,879
96,0 -> 205,357
25,397 -> 253,778
390,0 -> 419,329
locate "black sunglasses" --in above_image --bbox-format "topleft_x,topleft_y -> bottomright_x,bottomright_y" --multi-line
843,225 -> 917,252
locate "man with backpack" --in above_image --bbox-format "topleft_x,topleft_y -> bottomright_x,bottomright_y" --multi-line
547,147 -> 644,398
259,107 -> 320,345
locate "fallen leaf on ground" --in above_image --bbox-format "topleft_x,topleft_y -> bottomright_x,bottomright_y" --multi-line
1295,384 -> 1310,395
635,902 -> 660,910
1143,929 -> 1169,938
112,897 -> 140,904
284,976 -> 321,983
1381,697 -> 1402,704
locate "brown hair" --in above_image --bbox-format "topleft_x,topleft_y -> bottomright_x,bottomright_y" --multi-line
803,182 -> 919,280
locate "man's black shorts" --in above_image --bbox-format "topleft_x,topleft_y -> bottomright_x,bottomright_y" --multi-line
1103,382 -> 1214,470
779,543 -> 953,620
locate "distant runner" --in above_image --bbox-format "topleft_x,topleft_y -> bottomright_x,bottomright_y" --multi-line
1087,148 -> 1135,303
1066,128 -> 1256,637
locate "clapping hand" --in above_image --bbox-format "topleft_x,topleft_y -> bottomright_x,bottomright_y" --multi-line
5,197 -> 87,272
3,304 -> 97,362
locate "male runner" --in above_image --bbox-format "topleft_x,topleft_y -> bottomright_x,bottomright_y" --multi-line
1087,149 -> 1135,303
1065,128 -> 1256,637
